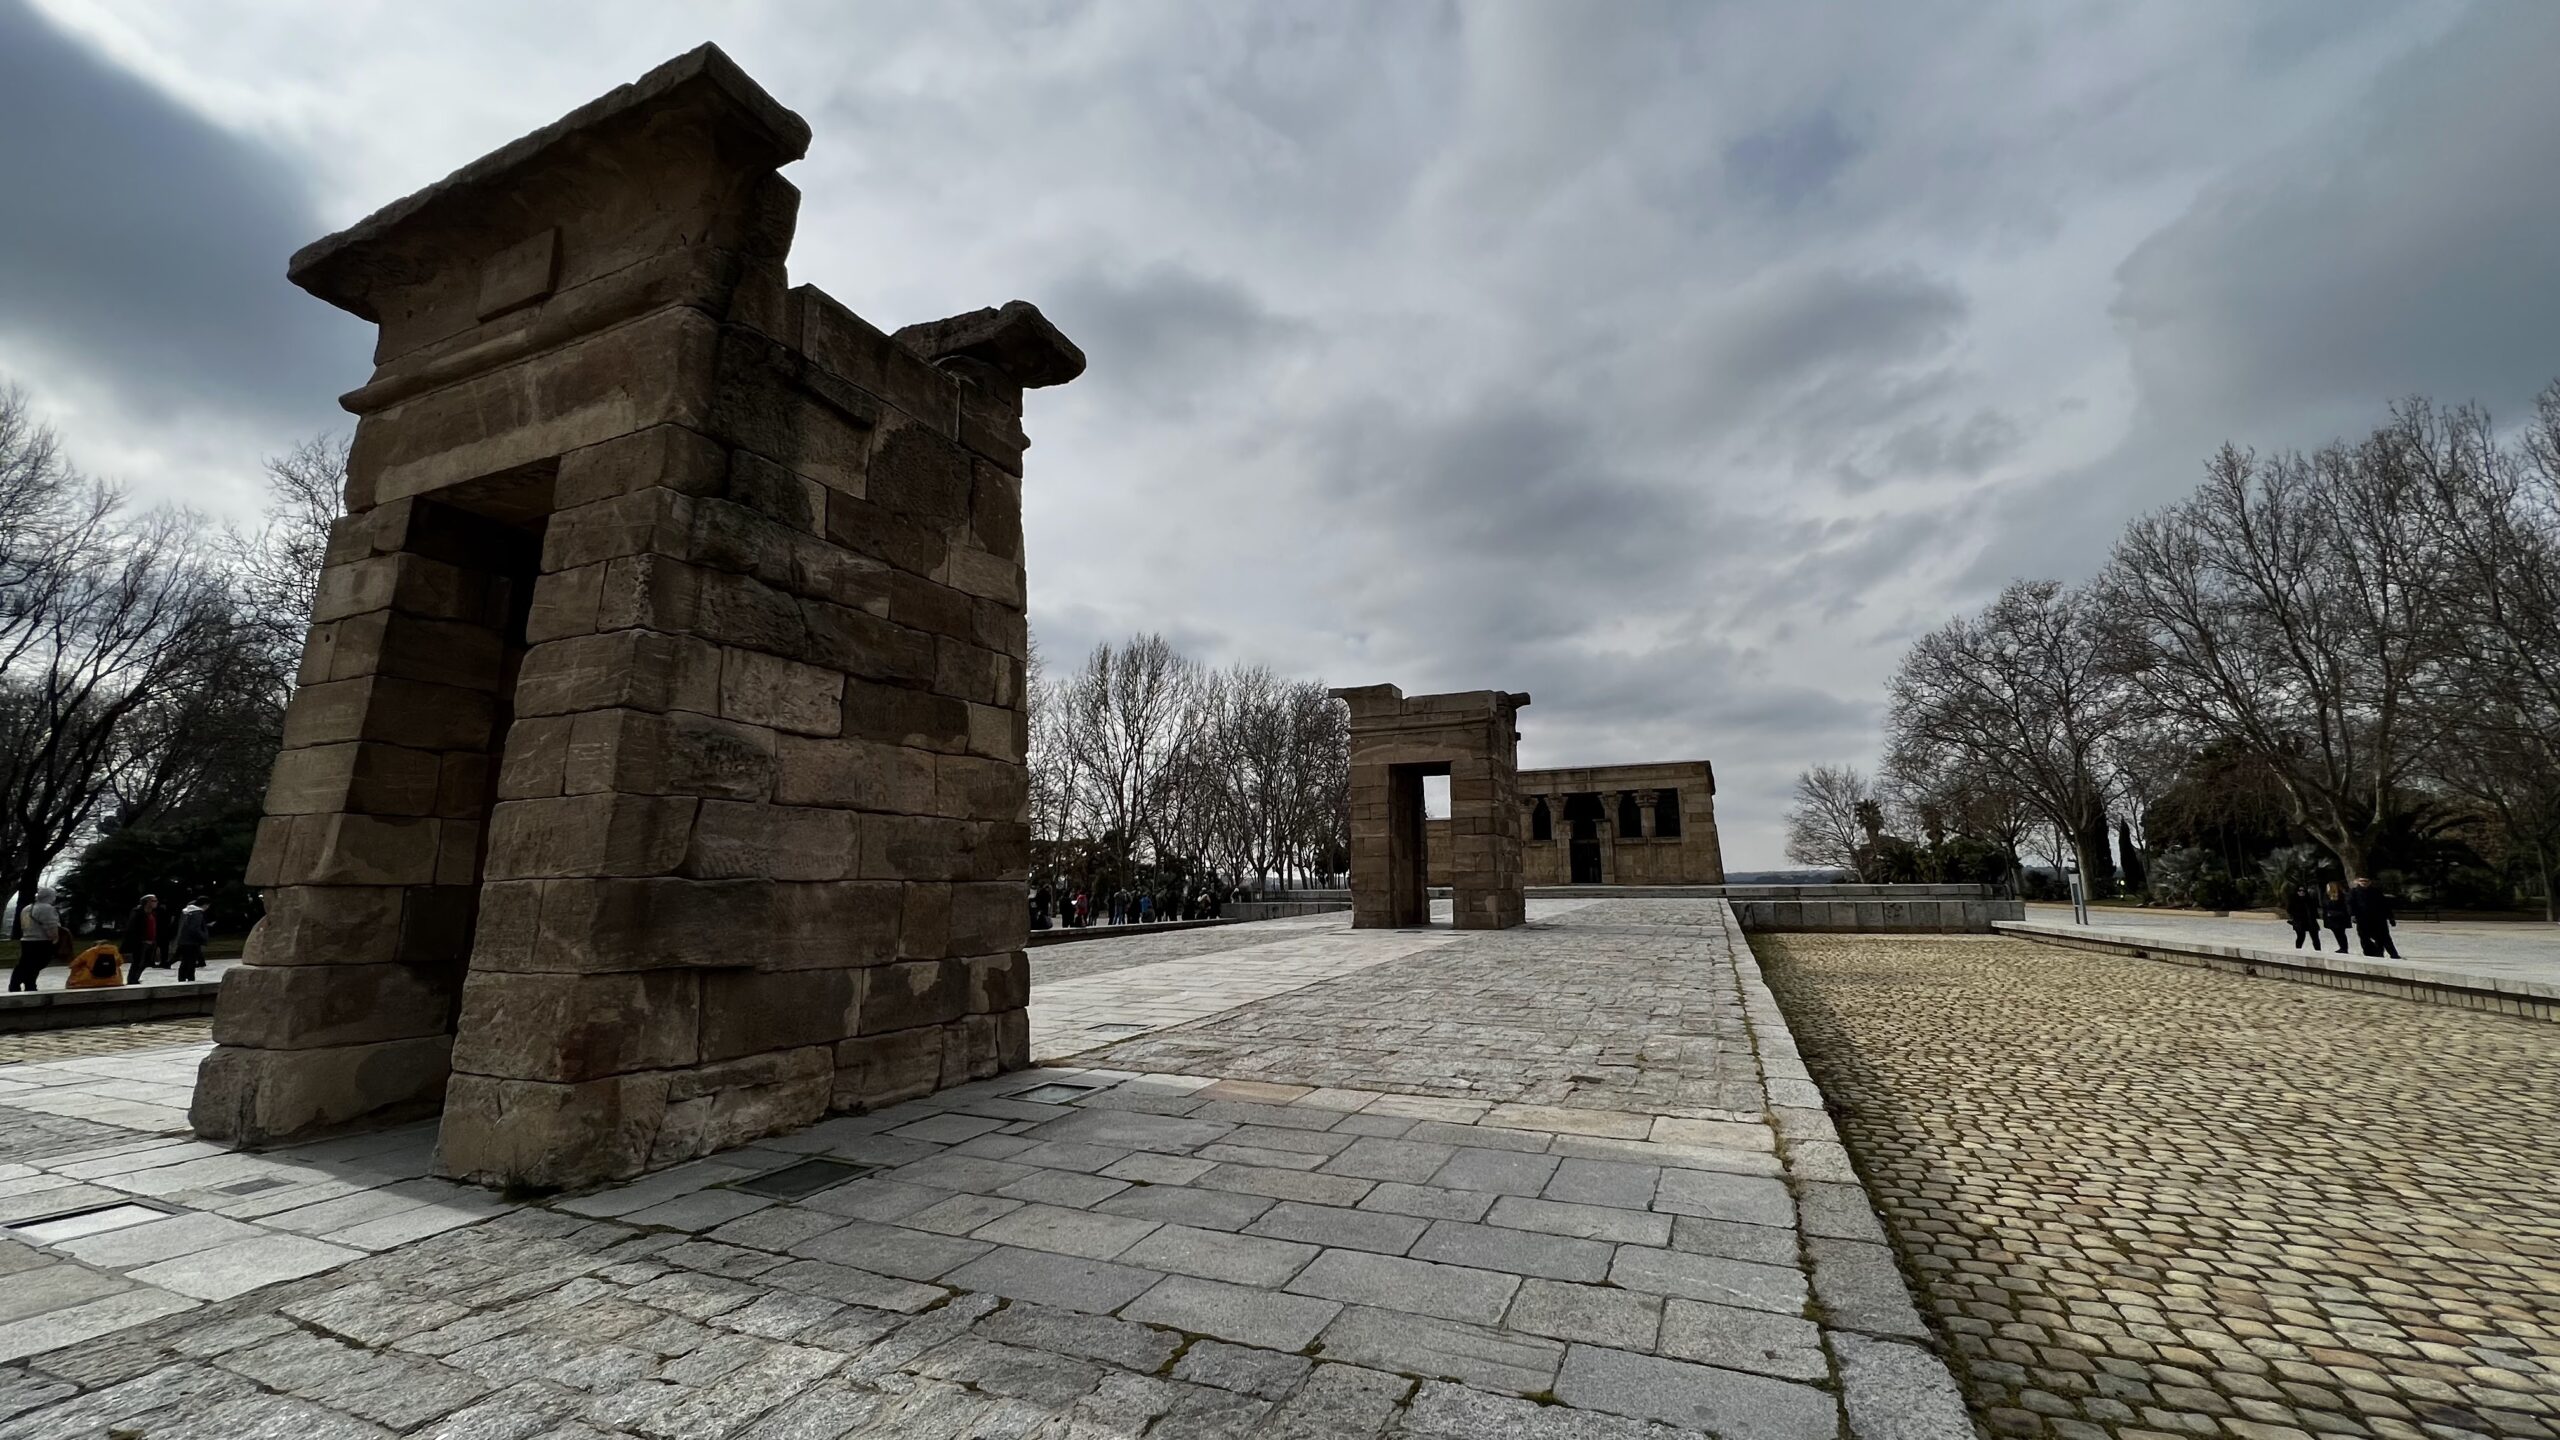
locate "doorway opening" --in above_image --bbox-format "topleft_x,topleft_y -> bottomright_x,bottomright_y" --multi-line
1384,761 -> 1449,925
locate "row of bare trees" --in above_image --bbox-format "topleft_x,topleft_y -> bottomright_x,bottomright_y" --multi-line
1029,634 -> 1349,895
2,384 -> 339,933
1798,383 -> 2560,915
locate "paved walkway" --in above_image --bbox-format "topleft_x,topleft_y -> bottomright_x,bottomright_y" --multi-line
2022,903 -> 2560,995
0,902 -> 1968,1439
1759,931 -> 2560,1440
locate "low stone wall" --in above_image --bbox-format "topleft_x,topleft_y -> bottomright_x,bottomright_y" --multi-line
0,980 -> 224,1033
1224,900 -> 1349,921
1527,883 -> 2021,932
1997,920 -> 2557,1023
1027,918 -> 1237,947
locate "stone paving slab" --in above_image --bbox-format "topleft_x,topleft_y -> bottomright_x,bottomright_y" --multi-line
1762,930 -> 2560,1440
0,901 -> 1966,1436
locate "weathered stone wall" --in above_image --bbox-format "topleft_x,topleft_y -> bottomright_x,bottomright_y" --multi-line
194,46 -> 1079,1191
1427,760 -> 1725,887
1330,685 -> 1529,930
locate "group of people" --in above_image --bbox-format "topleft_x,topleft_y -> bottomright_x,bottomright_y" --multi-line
2282,876 -> 2401,959
1031,886 -> 1225,930
8,889 -> 215,992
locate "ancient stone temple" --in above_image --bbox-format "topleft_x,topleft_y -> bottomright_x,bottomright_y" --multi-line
193,46 -> 1080,1190
1428,761 -> 1726,887
1330,684 -> 1530,930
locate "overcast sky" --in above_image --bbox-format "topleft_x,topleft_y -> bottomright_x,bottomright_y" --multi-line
5,0 -> 2556,869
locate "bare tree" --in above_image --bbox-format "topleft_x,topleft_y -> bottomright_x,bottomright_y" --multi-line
1784,764 -> 1874,879
228,432 -> 346,670
1888,580 -> 2128,890
2101,423 -> 2454,879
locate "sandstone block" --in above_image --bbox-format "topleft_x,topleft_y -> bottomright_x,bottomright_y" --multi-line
683,799 -> 860,881
437,1071 -> 672,1189
565,708 -> 777,800
720,647 -> 843,735
964,701 -> 1026,763
824,488 -> 948,579
274,812 -> 446,887
860,815 -> 1007,882
512,630 -> 722,718
942,1013 -> 1002,1085
900,883 -> 952,960
699,969 -> 857,1061
543,487 -> 698,572
281,676 -> 498,752
832,1027 -> 942,1111
769,881 -> 903,968
966,952 -> 1030,1013
798,600 -> 937,686
479,876 -> 774,974
554,424 -> 729,510
949,882 -> 1028,955
242,885 -> 409,967
191,1034 -> 455,1148
842,681 -> 970,753
319,609 -> 509,689
211,962 -> 461,1050
774,734 -> 935,811
857,959 -> 968,1035
481,792 -> 699,879
865,422 -> 972,526
933,753 -> 1027,822
650,1047 -> 831,1168
447,969 -> 700,1082
496,715 -> 573,799
264,742 -> 445,817
525,562 -> 607,642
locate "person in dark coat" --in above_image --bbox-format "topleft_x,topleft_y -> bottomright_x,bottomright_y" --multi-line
12,886 -> 64,992
171,899 -> 212,981
2347,876 -> 2401,958
2319,882 -> 2352,955
121,894 -> 163,975
2283,885 -> 2321,950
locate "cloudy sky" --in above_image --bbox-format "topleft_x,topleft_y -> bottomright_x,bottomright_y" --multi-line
5,0 -> 2557,868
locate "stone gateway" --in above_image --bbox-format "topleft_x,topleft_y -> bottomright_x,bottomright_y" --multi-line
193,46 -> 1082,1190
1330,684 -> 1530,930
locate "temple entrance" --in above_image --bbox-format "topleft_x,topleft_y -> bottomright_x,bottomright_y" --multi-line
1561,793 -> 1606,883
1570,831 -> 1602,884
1383,761 -> 1444,926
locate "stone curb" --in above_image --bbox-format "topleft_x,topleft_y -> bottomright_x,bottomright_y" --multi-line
1723,903 -> 1980,1440
1994,921 -> 2558,1022
0,979 -> 225,1034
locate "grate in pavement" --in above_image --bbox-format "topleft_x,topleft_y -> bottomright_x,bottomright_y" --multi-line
1009,1082 -> 1104,1104
219,1176 -> 292,1196
7,1200 -> 170,1244
731,1157 -> 874,1200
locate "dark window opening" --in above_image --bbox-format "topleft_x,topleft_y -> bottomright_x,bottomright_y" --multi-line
1531,797 -> 1553,842
1654,789 -> 1682,838
1617,792 -> 1644,839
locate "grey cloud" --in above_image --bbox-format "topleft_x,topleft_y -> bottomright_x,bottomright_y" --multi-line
1725,110 -> 1861,210
1041,260 -> 1307,416
1966,2 -> 2560,594
0,0 -> 369,428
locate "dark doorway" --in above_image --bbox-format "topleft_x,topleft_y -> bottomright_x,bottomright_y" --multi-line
1383,761 -> 1444,925
1561,793 -> 1606,884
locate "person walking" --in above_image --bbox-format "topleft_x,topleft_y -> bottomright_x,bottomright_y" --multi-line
171,899 -> 213,981
2319,881 -> 2352,955
121,894 -> 164,976
1138,893 -> 1155,923
2283,885 -> 2321,950
11,886 -> 64,992
2347,876 -> 2401,959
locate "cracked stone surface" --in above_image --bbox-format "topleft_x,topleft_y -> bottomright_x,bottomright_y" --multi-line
1,903 -> 1972,1437
1758,931 -> 2560,1440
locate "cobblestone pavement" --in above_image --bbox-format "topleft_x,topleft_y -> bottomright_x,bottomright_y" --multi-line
1756,932 -> 2560,1440
0,901 -> 1972,1438
0,1017 -> 211,1066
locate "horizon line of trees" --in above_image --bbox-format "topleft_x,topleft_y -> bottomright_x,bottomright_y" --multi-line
1030,634 -> 1350,903
1788,381 -> 2560,919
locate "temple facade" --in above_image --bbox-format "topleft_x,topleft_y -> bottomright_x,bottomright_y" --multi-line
1429,761 -> 1723,887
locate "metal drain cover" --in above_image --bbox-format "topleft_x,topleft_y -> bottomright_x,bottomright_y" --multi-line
1011,1082 -> 1104,1104
731,1158 -> 873,1200
219,1177 -> 292,1197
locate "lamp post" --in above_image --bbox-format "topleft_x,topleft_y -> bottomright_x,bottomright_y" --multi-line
2064,853 -> 2089,926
